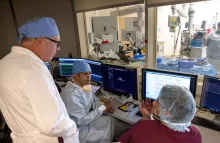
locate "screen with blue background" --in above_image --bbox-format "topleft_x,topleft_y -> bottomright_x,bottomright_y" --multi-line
142,69 -> 197,100
59,58 -> 84,76
59,58 -> 102,83
102,64 -> 138,100
200,76 -> 220,113
84,59 -> 102,83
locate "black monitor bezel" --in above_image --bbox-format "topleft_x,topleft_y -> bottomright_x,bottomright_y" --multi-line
142,68 -> 198,101
200,75 -> 220,114
101,63 -> 138,100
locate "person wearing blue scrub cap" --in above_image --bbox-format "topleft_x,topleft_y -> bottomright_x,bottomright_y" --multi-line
61,60 -> 114,143
17,17 -> 61,62
0,17 -> 79,143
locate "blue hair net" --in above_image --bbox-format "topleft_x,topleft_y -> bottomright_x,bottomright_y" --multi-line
158,85 -> 196,132
17,17 -> 59,44
72,61 -> 91,75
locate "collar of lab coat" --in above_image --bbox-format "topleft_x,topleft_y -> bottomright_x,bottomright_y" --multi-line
11,46 -> 44,64
66,81 -> 81,91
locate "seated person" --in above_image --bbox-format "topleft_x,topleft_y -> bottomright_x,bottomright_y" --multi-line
118,85 -> 202,143
61,61 -> 114,143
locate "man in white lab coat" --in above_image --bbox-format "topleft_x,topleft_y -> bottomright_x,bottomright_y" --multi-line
0,17 -> 79,143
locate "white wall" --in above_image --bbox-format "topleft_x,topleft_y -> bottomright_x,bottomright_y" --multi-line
77,13 -> 88,58
193,1 -> 220,27
11,0 -> 80,58
157,5 -> 177,56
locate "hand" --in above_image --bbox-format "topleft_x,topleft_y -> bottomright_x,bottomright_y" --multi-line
104,101 -> 113,109
105,107 -> 114,113
138,99 -> 152,120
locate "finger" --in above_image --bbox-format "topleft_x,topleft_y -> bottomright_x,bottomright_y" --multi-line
146,98 -> 150,105
138,104 -> 142,110
142,100 -> 145,108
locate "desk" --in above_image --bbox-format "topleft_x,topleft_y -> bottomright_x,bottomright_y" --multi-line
105,96 -> 220,143
108,100 -> 141,125
57,81 -> 220,142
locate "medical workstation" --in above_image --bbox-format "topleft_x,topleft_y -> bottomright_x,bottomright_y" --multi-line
43,56 -> 220,141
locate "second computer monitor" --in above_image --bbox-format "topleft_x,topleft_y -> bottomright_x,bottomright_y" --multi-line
102,64 -> 138,100
142,69 -> 197,100
84,59 -> 102,83
59,58 -> 103,83
200,76 -> 220,113
59,58 -> 84,77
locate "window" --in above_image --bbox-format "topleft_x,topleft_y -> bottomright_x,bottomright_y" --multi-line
156,1 -> 220,77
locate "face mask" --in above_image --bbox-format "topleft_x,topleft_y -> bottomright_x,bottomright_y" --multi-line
72,80 -> 92,92
82,84 -> 92,92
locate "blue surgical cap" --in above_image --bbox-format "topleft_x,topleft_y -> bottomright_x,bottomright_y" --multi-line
72,61 -> 91,75
17,17 -> 59,43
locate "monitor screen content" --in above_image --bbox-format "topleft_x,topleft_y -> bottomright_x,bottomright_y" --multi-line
58,58 -> 84,77
102,64 -> 138,100
200,76 -> 220,113
142,69 -> 197,100
84,59 -> 102,83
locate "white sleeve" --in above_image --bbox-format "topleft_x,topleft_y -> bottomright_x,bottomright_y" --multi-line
98,105 -> 106,112
24,69 -> 78,138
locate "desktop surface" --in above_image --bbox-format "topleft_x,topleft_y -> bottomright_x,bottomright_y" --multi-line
192,116 -> 220,132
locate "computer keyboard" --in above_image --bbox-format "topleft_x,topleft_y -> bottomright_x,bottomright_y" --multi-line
192,116 -> 220,132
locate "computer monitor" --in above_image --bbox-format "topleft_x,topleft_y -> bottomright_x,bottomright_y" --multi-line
200,76 -> 220,113
142,69 -> 198,100
58,58 -> 84,77
44,62 -> 50,70
84,59 -> 102,83
102,64 -> 138,100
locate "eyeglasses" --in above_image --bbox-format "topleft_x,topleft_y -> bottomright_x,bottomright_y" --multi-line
44,37 -> 61,48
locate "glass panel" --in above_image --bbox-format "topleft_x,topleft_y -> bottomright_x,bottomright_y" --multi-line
156,1 -> 220,77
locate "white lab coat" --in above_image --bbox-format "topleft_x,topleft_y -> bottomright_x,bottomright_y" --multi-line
0,46 -> 79,143
61,81 -> 113,143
